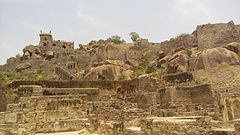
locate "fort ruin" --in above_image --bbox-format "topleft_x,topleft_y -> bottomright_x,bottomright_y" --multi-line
0,21 -> 240,135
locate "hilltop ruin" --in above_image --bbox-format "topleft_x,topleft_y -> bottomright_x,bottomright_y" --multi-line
0,21 -> 240,135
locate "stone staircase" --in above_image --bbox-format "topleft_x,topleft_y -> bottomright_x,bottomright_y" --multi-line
55,66 -> 77,80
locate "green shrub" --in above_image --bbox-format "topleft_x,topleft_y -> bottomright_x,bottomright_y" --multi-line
132,62 -> 147,77
0,71 -> 24,84
78,70 -> 86,79
31,70 -> 49,80
185,49 -> 192,57
143,50 -> 157,61
218,62 -> 230,68
237,52 -> 240,59
132,50 -> 158,77
117,73 -> 127,81
111,35 -> 126,44
156,68 -> 166,77
129,32 -> 140,42
0,70 -> 49,85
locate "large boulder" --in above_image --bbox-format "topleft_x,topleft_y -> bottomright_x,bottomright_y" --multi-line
159,47 -> 240,73
223,42 -> 240,53
45,51 -> 54,60
194,47 -> 240,70
23,45 -> 41,60
161,50 -> 190,73
16,62 -> 31,72
84,65 -> 121,80
23,45 -> 40,54
157,51 -> 165,60
84,60 -> 132,80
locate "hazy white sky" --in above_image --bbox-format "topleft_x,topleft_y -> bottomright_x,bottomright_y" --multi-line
0,0 -> 240,64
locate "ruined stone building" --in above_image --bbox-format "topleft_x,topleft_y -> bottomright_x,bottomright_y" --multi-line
39,31 -> 74,50
0,21 -> 240,135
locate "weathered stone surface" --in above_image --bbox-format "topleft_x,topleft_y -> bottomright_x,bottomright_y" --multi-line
141,116 -> 212,135
84,60 -> 132,80
235,123 -> 240,135
85,65 -> 121,80
45,51 -> 54,60
0,90 -> 6,112
2,21 -> 240,135
163,72 -> 193,83
5,113 -> 18,123
223,42 -> 240,53
0,113 -> 5,124
197,21 -> 240,49
17,85 -> 43,97
15,62 -> 31,72
194,47 -> 240,70
157,51 -> 165,60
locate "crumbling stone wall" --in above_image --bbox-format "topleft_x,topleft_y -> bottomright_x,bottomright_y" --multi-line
157,33 -> 197,53
140,116 -> 212,135
39,32 -> 74,51
158,84 -> 214,114
8,80 -> 139,93
222,97 -> 240,121
1,85 -> 92,134
235,123 -> 240,135
197,21 -> 240,49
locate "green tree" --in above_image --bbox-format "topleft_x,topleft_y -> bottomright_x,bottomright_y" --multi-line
111,35 -> 125,44
129,32 -> 140,42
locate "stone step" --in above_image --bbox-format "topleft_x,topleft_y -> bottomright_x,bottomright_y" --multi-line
55,66 -> 77,80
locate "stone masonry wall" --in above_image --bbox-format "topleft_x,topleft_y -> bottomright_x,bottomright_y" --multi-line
197,21 -> 240,49
156,34 -> 197,53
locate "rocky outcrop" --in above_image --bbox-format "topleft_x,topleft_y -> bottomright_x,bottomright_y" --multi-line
155,50 -> 190,73
193,47 -> 240,70
84,60 -> 132,80
155,47 -> 240,73
223,42 -> 240,53
23,45 -> 41,60
45,51 -> 54,60
84,65 -> 121,80
15,62 -> 31,72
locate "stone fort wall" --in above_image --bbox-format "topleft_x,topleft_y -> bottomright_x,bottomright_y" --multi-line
197,21 -> 240,49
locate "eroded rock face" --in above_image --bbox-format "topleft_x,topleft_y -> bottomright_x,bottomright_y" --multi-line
223,42 -> 240,53
84,65 -> 121,80
194,47 -> 240,70
16,62 -> 31,72
84,60 -> 132,80
45,51 -> 54,60
23,45 -> 41,60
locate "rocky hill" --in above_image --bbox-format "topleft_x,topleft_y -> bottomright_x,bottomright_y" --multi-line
0,21 -> 240,135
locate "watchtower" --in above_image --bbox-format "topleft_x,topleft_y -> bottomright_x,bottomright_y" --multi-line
39,31 -> 53,46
